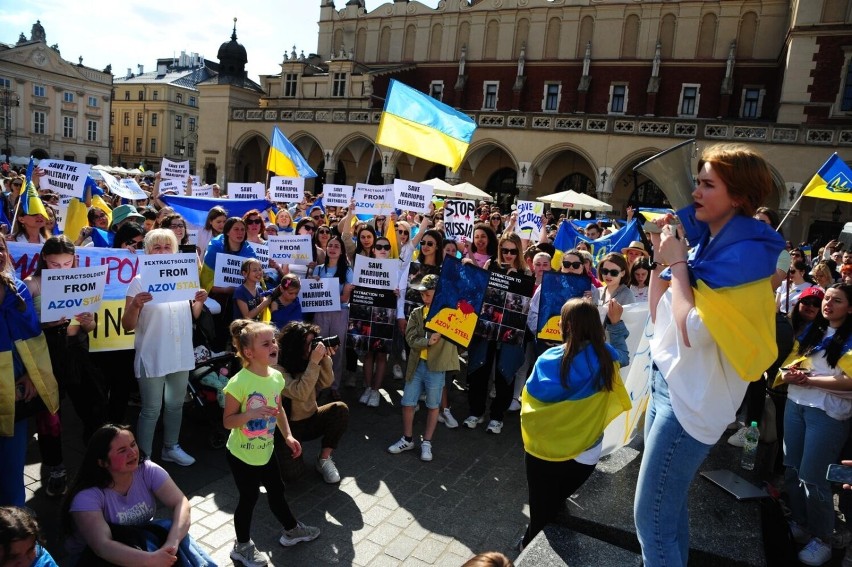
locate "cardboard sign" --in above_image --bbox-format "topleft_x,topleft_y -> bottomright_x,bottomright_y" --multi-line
322,184 -> 353,208
101,171 -> 148,200
248,241 -> 269,269
353,183 -> 394,216
473,269 -> 535,345
515,200 -> 544,241
228,183 -> 265,200
138,253 -> 200,303
158,179 -> 182,195
56,195 -> 74,232
40,264 -> 108,322
212,253 -> 248,288
160,158 -> 190,180
299,278 -> 341,313
353,256 -> 399,290
38,159 -> 91,198
192,185 -> 213,198
444,199 -> 476,243
190,175 -> 201,187
402,262 -> 441,320
393,179 -> 432,214
267,235 -> 312,265
348,288 -> 397,354
270,176 -> 304,203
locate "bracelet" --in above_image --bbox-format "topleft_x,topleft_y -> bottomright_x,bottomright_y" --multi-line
668,260 -> 688,269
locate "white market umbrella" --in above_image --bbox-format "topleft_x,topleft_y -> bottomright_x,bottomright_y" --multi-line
536,189 -> 612,212
424,178 -> 492,200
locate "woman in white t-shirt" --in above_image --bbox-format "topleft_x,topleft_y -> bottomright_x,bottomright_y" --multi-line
776,259 -> 815,314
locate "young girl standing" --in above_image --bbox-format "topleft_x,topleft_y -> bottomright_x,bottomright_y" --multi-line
629,258 -> 651,303
233,258 -> 280,322
223,321 -> 320,567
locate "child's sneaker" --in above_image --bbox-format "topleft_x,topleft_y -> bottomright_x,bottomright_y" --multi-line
367,390 -> 381,407
279,522 -> 321,547
316,456 -> 341,484
437,408 -> 459,428
359,388 -> 372,405
230,539 -> 269,567
387,436 -> 415,454
486,420 -> 503,434
420,440 -> 433,462
463,415 -> 485,429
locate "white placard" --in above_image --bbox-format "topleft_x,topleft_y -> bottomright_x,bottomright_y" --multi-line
38,159 -> 91,198
299,278 -> 341,313
353,183 -> 394,217
158,179 -> 182,195
190,175 -> 201,187
228,182 -> 265,200
353,256 -> 399,290
515,200 -> 544,241
101,171 -> 148,200
270,176 -> 305,203
267,235 -> 313,265
248,241 -> 269,269
213,253 -> 248,288
40,264 -> 108,322
187,229 -> 199,245
120,178 -> 147,198
444,199 -> 476,243
138,253 -> 200,304
56,195 -> 74,232
393,179 -> 432,214
192,185 -> 213,198
160,158 -> 190,180
322,184 -> 353,208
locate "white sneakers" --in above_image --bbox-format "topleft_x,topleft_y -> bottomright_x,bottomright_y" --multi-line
367,390 -> 381,408
161,444 -> 195,466
437,408 -> 459,428
799,537 -> 832,566
486,420 -> 503,434
231,540 -> 269,567
420,440 -> 433,462
388,436 -> 434,462
359,388 -> 371,404
316,456 -> 340,484
463,415 -> 486,429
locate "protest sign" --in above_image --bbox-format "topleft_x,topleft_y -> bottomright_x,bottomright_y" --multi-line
353,256 -> 399,290
121,178 -> 147,197
248,241 -> 269,269
322,184 -> 353,208
349,288 -> 397,354
392,179 -> 432,214
38,159 -> 90,198
101,171 -> 148,200
444,199 -> 475,243
473,269 -> 535,345
402,262 -> 441,320
56,195 -> 74,232
353,183 -> 394,216
10,242 -> 141,352
158,179 -> 182,195
299,278 -> 340,313
267,235 -> 312,265
190,175 -> 201,187
40,264 -> 108,323
212,253 -> 247,288
514,200 -> 544,241
536,271 -> 593,341
138,253 -> 200,303
192,185 -> 212,198
228,182 -> 265,200
187,229 -> 199,244
424,257 -> 489,348
270,176 -> 304,203
160,158 -> 190,180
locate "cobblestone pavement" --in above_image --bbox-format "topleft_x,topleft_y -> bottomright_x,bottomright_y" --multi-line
26,373 -> 531,566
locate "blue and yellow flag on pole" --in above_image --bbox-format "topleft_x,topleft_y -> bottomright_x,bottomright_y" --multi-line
267,126 -> 317,178
376,80 -> 477,171
801,153 -> 852,204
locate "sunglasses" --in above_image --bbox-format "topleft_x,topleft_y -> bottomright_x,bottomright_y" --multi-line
126,240 -> 144,249
12,182 -> 22,187
500,247 -> 518,255
562,261 -> 583,269
421,240 -> 436,247
491,216 -> 501,221
800,298 -> 821,307
302,225 -> 316,232
397,229 -> 409,235
317,228 -> 331,235
311,215 -> 323,221
245,218 -> 263,225
599,268 -> 622,277
374,244 -> 391,251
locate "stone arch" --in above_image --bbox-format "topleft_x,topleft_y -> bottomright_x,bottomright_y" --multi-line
31,148 -> 50,160
403,24 -> 416,62
233,132 -> 269,183
457,21 -> 470,57
484,19 -> 499,60
544,17 -> 561,59
659,13 -> 676,59
514,18 -> 530,59
429,23 -> 443,61
697,12 -> 717,59
577,16 -> 594,59
378,26 -> 391,62
737,11 -> 758,60
355,27 -> 367,61
528,144 -> 598,201
621,14 -> 640,58
333,132 -> 379,185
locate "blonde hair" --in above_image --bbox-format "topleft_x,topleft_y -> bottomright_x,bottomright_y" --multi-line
240,258 -> 262,275
143,228 -> 178,255
229,320 -> 276,366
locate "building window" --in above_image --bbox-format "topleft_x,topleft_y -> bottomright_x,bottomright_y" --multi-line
189,96 -> 196,107
87,120 -> 98,142
284,74 -> 298,97
175,116 -> 182,130
678,84 -> 700,117
176,93 -> 183,104
63,92 -> 75,103
136,112 -> 143,126
33,112 -> 46,135
188,143 -> 195,158
123,137 -> 129,152
110,111 -> 114,125
483,81 -> 499,110
124,91 -> 130,101
63,116 -> 75,138
153,91 -> 159,101
740,87 -> 764,119
543,83 -> 561,112
151,113 -> 158,127
138,90 -> 144,101
135,138 -> 142,153
150,138 -> 157,153
88,95 -> 98,107
123,112 -> 129,126
608,84 -> 628,114
188,117 -> 195,132
34,84 -> 46,97
430,81 -> 444,101
0,77 -> 10,89
332,73 -> 347,97
841,57 -> 852,111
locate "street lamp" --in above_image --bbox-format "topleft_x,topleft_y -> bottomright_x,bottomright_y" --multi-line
1,88 -> 21,164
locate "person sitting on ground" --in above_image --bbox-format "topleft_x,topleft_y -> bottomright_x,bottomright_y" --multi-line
0,506 -> 58,567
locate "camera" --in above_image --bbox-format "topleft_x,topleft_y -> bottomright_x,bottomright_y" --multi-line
311,335 -> 340,350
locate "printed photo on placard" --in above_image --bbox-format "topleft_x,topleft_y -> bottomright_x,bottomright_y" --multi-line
473,270 -> 535,345
348,287 -> 397,355
403,262 -> 441,320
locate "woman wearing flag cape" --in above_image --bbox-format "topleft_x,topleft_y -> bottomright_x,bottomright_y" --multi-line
634,144 -> 785,566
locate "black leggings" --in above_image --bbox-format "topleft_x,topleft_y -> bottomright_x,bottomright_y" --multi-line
523,451 -> 596,546
226,451 -> 297,542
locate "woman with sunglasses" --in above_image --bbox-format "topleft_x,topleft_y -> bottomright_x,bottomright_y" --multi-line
313,236 -> 354,398
73,207 -> 111,247
10,207 -> 51,244
197,206 -> 227,260
115,222 -> 146,253
396,217 -> 430,264
776,260 -> 816,315
488,212 -> 504,236
812,263 -> 835,291
595,253 -> 635,308
463,224 -> 498,268
372,215 -> 388,238
358,236 -> 396,408
242,209 -> 267,245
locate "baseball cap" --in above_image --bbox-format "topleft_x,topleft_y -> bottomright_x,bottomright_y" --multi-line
412,274 -> 438,291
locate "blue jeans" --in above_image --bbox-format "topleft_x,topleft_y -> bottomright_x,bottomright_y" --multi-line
783,399 -> 849,540
0,420 -> 28,506
136,368 -> 190,457
401,361 -> 445,409
635,370 -> 713,567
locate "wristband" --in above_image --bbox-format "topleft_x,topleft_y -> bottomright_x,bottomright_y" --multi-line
668,260 -> 688,269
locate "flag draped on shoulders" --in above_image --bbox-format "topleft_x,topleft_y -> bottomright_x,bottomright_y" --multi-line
674,204 -> 786,382
267,126 -> 317,178
801,153 -> 852,204
521,343 -> 630,461
376,80 -> 477,171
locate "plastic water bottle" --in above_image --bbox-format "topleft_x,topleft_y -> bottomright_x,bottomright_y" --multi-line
740,421 -> 759,471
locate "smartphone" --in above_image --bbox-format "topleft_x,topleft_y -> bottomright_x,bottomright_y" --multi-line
827,464 -> 852,484
179,244 -> 197,254
780,366 -> 813,375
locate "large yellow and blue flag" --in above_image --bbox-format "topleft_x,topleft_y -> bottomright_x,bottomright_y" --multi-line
20,157 -> 48,220
550,219 -> 641,270
802,153 -> 852,204
267,126 -> 317,178
376,80 -> 477,171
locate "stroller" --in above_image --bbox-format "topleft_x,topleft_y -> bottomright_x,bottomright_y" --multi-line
186,305 -> 236,448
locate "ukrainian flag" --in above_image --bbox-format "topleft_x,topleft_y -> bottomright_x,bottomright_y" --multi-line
802,153 -> 852,204
521,344 -> 631,461
550,220 -> 641,270
267,126 -> 317,178
20,158 -> 48,221
675,204 -> 785,382
376,80 -> 477,171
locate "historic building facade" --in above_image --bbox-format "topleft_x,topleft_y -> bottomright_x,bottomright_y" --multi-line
198,0 -> 852,244
0,21 -> 112,165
